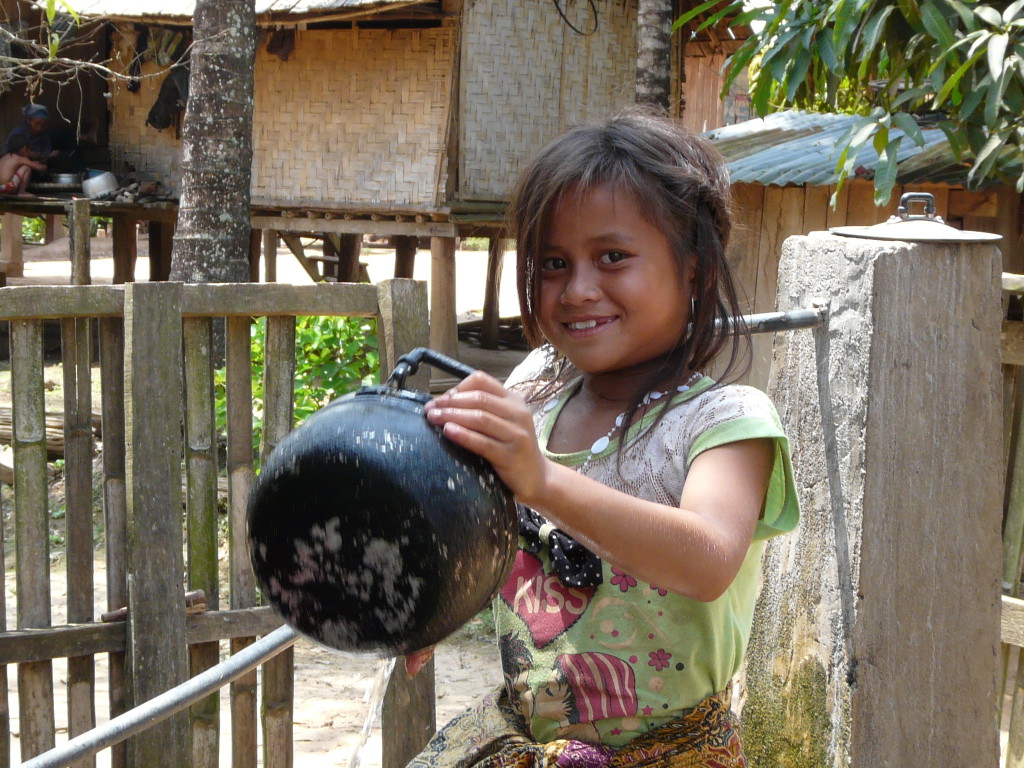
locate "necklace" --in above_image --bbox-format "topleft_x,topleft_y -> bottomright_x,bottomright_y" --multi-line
543,372 -> 702,475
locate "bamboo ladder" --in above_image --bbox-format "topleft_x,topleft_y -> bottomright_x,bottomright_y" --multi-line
0,274 -> 434,767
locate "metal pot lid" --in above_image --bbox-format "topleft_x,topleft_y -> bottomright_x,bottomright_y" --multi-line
830,192 -> 1002,242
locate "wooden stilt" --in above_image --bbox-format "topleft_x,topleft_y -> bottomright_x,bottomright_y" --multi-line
394,235 -> 417,279
429,236 -> 458,359
480,237 -> 506,350
112,217 -> 137,284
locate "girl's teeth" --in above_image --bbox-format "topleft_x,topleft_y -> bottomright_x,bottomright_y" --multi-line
569,319 -> 598,330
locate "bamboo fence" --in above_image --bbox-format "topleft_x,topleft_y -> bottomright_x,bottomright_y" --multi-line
0,279 -> 433,768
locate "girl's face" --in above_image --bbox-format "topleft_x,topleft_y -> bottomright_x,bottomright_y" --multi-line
537,183 -> 692,377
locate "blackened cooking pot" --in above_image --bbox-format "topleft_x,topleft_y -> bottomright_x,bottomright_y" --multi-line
247,347 -> 518,656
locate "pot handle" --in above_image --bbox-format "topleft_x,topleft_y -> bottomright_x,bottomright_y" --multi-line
386,347 -> 477,389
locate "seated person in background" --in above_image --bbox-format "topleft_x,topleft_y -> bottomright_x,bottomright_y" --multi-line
0,136 -> 46,196
2,103 -> 59,163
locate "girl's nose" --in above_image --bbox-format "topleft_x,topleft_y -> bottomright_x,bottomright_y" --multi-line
560,266 -> 601,305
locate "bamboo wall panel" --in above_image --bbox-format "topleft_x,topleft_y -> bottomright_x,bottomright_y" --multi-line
459,0 -> 636,201
107,26 -> 184,196
108,26 -> 455,206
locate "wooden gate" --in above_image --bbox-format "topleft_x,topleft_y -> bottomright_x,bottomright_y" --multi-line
0,279 -> 430,767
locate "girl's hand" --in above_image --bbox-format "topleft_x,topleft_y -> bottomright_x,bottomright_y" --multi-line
423,371 -> 550,505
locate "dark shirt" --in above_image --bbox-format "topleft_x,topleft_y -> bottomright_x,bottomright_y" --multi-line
1,121 -> 52,158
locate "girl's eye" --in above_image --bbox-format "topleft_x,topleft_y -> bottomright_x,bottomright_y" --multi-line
540,256 -> 567,271
599,251 -> 629,265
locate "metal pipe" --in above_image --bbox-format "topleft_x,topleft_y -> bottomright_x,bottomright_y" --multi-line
737,306 -> 828,334
22,624 -> 300,768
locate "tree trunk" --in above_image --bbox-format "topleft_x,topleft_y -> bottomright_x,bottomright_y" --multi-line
169,0 -> 257,283
635,0 -> 674,109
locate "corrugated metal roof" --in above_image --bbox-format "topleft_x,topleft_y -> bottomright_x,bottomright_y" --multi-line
704,110 -> 969,187
57,0 -> 428,21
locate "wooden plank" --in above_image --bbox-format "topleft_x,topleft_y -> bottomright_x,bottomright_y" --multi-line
726,182 -> 764,316
378,278 -> 432,768
825,184 -> 849,229
429,236 -> 458,359
393,235 -> 417,279
249,229 -> 261,284
148,220 -> 174,282
99,315 -> 128,768
260,316 -> 296,768
111,217 -> 137,285
11,319 -> 55,758
183,317 -> 220,768
251,215 -> 456,238
180,282 -> 380,318
749,185 -> 803,389
68,198 -> 92,287
0,285 -> 124,320
0,473 -> 8,768
0,608 -> 283,664
1004,320 -> 1024,365
226,315 -> 258,768
262,230 -> 278,283
123,282 -> 189,768
948,188 -> 999,219
1004,596 -> 1024,647
480,238 -> 506,350
1,213 -> 24,277
61,313 -> 96,768
336,232 -> 362,283
802,184 -> 831,234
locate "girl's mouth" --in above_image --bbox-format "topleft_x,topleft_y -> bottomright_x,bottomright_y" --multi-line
564,317 -> 615,332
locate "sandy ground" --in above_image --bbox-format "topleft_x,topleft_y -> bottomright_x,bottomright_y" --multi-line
4,232 -> 520,766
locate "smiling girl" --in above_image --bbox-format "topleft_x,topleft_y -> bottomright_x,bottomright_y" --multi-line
408,108 -> 799,768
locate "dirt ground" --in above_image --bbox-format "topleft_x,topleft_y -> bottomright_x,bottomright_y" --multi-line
2,234 -> 522,766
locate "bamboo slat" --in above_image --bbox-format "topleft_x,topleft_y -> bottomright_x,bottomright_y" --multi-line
61,315 -> 97,768
183,317 -> 221,768
0,286 -> 124,320
226,315 -> 258,768
98,315 -> 128,768
68,199 -> 91,287
123,283 -> 189,767
0,607 -> 283,665
260,316 -> 296,768
11,319 -> 56,758
0,446 -> 9,768
180,282 -> 379,318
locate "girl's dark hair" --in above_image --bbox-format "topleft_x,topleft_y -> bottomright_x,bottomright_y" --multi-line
507,107 -> 751,449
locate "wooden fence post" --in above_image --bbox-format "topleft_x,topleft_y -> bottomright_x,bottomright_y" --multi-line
429,236 -> 458,360
61,230 -> 96,767
123,282 -> 189,767
741,233 -> 1003,767
11,319 -> 54,758
183,316 -> 220,767
260,315 -> 296,768
377,278 -> 435,768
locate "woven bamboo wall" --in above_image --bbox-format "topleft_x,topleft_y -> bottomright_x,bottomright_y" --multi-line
458,0 -> 637,202
107,25 -> 455,205
108,25 -> 183,192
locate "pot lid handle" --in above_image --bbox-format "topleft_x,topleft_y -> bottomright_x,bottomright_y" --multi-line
387,347 -> 477,390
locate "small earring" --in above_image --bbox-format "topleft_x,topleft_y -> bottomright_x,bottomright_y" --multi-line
690,297 -> 696,319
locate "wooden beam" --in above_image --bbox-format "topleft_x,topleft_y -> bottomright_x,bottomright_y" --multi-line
252,215 -> 455,238
279,233 -> 322,283
1003,320 -> 1024,365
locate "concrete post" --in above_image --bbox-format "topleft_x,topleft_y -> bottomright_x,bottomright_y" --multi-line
740,232 -> 1003,767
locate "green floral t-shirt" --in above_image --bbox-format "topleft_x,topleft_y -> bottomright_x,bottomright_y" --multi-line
493,376 -> 798,747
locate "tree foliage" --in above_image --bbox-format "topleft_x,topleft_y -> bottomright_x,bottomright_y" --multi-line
677,0 -> 1024,203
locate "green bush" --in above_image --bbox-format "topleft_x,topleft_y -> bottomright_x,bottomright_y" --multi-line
214,315 -> 379,460
22,216 -> 45,244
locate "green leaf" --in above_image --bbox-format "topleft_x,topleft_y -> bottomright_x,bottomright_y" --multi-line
932,48 -> 984,106
891,111 -> 926,144
816,30 -> 841,72
985,64 -> 1014,125
673,0 -> 737,30
959,79 -> 987,117
921,3 -> 956,48
54,0 -> 79,23
988,32 -> 1009,79
863,4 -> 896,53
874,136 -> 903,205
787,48 -> 813,102
898,0 -> 923,30
892,84 -> 936,108
873,124 -> 890,156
